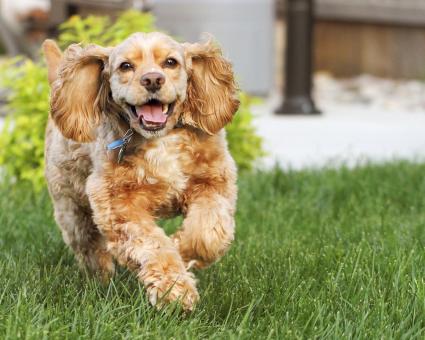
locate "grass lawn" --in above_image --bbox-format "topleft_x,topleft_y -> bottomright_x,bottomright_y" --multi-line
1,161 -> 425,339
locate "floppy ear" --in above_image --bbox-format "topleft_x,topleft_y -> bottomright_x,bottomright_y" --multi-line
48,43 -> 111,143
42,39 -> 63,85
182,39 -> 239,135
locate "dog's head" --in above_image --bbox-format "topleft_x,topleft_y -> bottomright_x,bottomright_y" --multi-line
43,32 -> 239,142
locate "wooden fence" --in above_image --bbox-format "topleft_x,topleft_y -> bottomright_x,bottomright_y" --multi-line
278,0 -> 425,79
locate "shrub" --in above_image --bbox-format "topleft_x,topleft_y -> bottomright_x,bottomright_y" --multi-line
0,58 -> 49,191
226,93 -> 264,171
57,10 -> 156,48
0,10 -> 263,189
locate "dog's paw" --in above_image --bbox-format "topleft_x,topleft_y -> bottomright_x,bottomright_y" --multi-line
146,271 -> 199,311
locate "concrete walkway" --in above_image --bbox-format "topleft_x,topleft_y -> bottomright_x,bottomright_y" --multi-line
253,96 -> 425,169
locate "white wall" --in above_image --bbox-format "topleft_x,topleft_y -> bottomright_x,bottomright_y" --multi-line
152,0 -> 275,95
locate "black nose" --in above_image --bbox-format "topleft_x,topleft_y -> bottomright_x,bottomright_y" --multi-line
140,72 -> 165,92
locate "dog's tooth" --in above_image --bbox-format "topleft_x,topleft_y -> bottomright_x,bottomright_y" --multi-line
162,104 -> 168,114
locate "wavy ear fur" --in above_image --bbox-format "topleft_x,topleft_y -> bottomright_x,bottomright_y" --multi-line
48,43 -> 111,143
182,39 -> 239,135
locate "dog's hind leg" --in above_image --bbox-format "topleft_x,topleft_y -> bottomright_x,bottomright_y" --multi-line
51,196 -> 115,281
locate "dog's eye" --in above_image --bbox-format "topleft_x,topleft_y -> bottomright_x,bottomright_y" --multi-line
119,62 -> 133,71
164,58 -> 178,68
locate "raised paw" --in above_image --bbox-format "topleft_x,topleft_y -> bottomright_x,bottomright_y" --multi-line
144,270 -> 199,311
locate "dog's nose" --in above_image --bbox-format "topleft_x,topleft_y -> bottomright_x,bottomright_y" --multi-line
141,72 -> 165,92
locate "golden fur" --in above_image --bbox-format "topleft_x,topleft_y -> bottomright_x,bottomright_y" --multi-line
42,32 -> 239,311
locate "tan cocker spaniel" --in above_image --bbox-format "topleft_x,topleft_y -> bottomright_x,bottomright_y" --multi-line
42,32 -> 239,311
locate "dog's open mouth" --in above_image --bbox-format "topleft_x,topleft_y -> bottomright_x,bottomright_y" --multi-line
130,99 -> 175,131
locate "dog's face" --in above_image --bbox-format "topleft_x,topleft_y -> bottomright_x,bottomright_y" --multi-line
43,32 -> 239,142
109,33 -> 188,138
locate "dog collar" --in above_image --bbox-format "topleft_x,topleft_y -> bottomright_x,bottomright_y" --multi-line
107,110 -> 184,164
106,129 -> 133,164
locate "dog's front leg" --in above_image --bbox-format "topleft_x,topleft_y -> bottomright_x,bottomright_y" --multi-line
105,221 -> 198,310
86,176 -> 199,311
173,184 -> 237,270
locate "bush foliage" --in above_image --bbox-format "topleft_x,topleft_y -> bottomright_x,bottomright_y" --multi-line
0,58 -> 49,190
57,10 -> 156,47
0,10 -> 263,189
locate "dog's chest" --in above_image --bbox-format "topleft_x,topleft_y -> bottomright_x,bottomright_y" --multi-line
136,134 -> 189,196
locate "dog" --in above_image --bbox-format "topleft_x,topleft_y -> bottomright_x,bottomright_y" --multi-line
42,32 -> 239,311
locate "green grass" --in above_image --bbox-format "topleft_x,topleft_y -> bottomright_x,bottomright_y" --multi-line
1,161 -> 425,339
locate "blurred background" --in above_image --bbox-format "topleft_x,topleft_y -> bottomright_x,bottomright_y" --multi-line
0,0 -> 424,172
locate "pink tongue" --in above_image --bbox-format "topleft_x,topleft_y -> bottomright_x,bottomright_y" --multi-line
136,103 -> 167,124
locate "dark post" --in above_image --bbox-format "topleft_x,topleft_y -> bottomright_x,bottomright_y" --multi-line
275,0 -> 320,114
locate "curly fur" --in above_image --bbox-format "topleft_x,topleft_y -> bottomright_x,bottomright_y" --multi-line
42,32 -> 239,311
182,40 -> 240,134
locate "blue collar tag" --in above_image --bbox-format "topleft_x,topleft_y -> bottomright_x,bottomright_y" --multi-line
106,129 -> 134,163
107,139 -> 125,151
